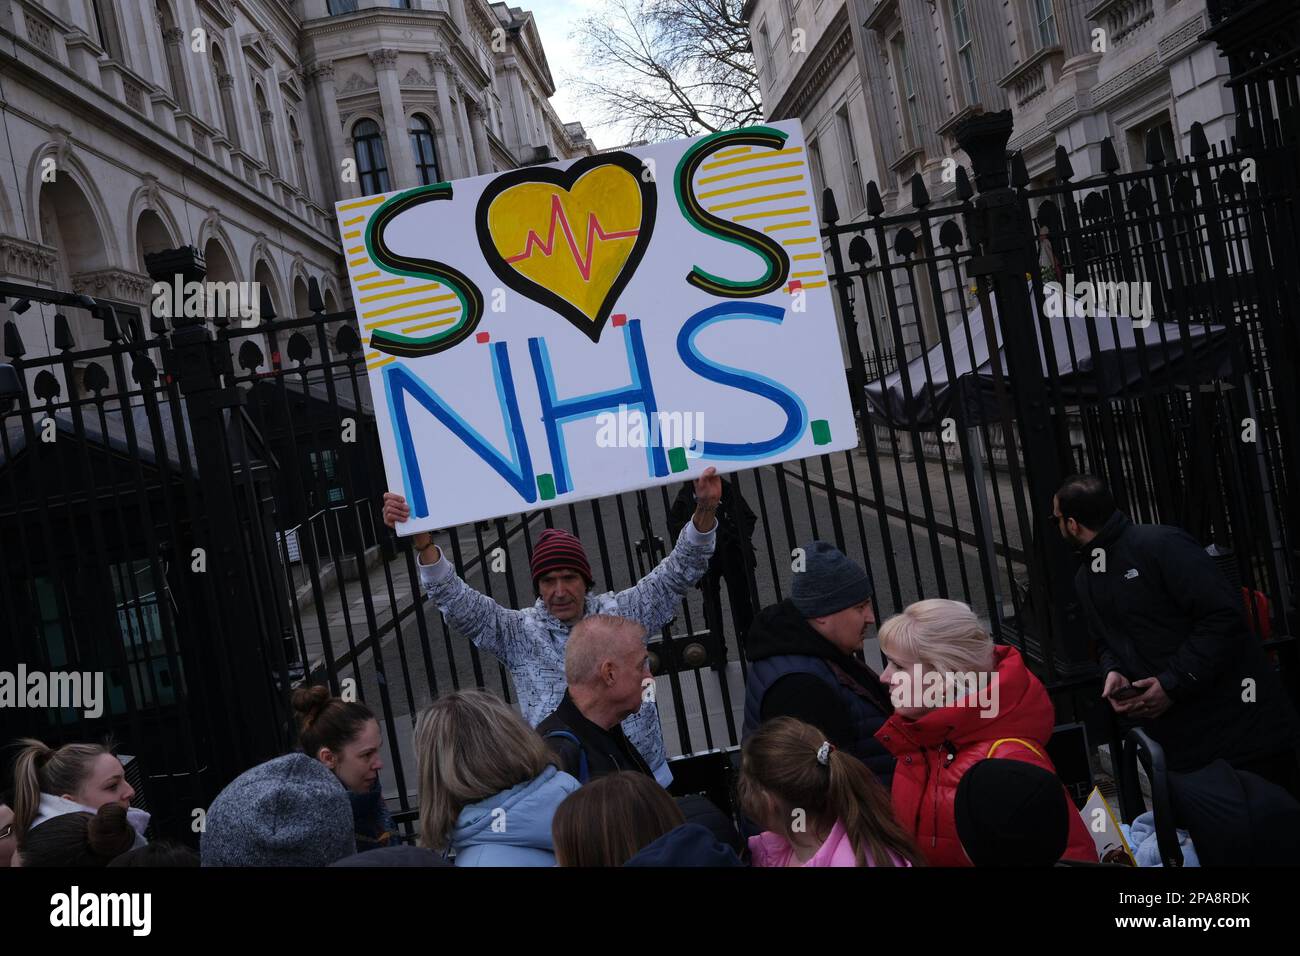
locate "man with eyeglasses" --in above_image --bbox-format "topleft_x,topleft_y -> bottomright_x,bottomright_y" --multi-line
741,540 -> 896,787
1054,474 -> 1300,797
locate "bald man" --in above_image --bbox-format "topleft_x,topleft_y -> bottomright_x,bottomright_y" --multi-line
537,614 -> 655,782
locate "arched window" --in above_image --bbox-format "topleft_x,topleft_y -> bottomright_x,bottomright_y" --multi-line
255,84 -> 279,175
409,114 -> 440,185
352,119 -> 390,194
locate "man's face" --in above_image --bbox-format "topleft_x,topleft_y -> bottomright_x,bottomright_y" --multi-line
539,569 -> 588,622
809,597 -> 876,655
607,637 -> 652,721
1051,495 -> 1086,548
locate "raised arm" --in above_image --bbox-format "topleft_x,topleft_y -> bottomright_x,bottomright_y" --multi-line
612,467 -> 720,633
383,492 -> 528,667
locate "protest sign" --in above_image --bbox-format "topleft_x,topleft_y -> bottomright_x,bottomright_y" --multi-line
336,120 -> 855,531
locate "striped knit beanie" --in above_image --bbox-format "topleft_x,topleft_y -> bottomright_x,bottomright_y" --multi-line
529,528 -> 594,590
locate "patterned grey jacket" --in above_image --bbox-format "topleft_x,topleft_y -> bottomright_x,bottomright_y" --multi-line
417,521 -> 716,781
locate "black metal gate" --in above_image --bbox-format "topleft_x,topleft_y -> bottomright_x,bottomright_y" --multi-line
3,0 -> 1298,843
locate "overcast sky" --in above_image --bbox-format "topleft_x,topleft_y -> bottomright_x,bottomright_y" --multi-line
526,0 -> 630,151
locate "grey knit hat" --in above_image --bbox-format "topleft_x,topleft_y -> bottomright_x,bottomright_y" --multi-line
201,753 -> 356,867
791,541 -> 874,618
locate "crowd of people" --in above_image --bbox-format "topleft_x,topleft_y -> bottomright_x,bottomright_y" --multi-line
2,472 -> 1298,868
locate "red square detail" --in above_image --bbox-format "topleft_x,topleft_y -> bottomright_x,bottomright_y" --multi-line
475,332 -> 490,343
787,281 -> 803,293
612,314 -> 627,327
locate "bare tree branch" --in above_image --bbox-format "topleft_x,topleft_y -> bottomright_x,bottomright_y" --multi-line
566,0 -> 761,143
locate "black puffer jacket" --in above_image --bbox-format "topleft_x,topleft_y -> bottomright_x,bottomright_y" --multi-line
1073,511 -> 1300,771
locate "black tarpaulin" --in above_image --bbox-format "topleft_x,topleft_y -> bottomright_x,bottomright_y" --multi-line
863,288 -> 1235,430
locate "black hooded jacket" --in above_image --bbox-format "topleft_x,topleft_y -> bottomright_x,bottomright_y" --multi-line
741,599 -> 896,785
1073,511 -> 1300,771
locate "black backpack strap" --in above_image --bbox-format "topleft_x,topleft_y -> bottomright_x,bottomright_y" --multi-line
543,730 -> 589,784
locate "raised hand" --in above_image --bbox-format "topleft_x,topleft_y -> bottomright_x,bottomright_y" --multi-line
691,466 -> 721,533
693,466 -> 721,509
382,492 -> 410,530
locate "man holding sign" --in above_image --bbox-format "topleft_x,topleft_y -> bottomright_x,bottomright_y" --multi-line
382,466 -> 721,786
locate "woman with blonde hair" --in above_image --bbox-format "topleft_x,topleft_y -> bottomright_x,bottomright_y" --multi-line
874,598 -> 1096,865
10,738 -> 148,851
413,689 -> 578,866
739,717 -> 920,867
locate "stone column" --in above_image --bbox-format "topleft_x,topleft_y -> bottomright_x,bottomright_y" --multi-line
370,48 -> 418,189
226,31 -> 261,158
307,61 -> 348,203
455,77 -> 481,175
900,0 -> 944,158
1058,0 -> 1095,60
162,27 -> 192,111
502,57 -> 529,147
467,96 -> 494,174
427,52 -> 464,178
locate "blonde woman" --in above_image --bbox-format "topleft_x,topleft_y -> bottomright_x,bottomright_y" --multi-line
413,690 -> 579,866
11,738 -> 148,851
874,599 -> 1097,866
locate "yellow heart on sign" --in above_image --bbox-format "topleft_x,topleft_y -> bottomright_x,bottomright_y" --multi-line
478,154 -> 657,342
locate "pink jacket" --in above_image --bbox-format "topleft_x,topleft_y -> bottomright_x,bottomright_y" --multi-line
748,819 -> 911,868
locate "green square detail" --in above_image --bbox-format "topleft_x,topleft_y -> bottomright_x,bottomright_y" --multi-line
812,419 -> 831,445
537,473 -> 557,500
668,447 -> 689,472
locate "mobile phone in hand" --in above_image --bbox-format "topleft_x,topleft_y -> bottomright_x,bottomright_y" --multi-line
1108,684 -> 1142,701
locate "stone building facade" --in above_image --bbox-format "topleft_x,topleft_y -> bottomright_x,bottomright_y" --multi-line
836,0 -> 1234,356
743,0 -> 885,373
0,0 -> 592,384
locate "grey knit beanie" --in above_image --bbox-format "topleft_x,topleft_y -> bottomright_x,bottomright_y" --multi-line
791,541 -> 874,618
201,753 -> 356,867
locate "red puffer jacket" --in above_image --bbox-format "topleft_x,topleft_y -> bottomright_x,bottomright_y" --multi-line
875,645 -> 1098,866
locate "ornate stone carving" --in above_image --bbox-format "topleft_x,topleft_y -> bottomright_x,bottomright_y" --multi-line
401,67 -> 433,87
308,61 -> 335,84
1090,52 -> 1160,104
163,27 -> 185,45
369,48 -> 399,69
0,238 -> 59,286
71,268 -> 155,305
340,73 -> 368,93
140,173 -> 162,210
1158,14 -> 1206,59
46,125 -> 74,171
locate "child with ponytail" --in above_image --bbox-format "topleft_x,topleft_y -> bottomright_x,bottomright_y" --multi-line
11,738 -> 148,851
738,717 -> 922,867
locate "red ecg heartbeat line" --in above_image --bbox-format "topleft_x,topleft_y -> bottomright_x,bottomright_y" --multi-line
505,193 -> 639,281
